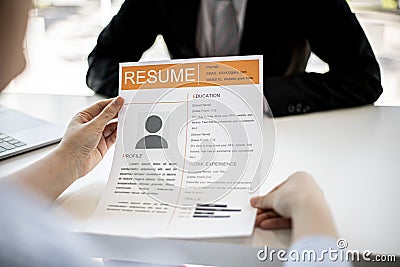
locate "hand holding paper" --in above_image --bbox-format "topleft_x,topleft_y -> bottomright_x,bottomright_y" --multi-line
59,97 -> 124,179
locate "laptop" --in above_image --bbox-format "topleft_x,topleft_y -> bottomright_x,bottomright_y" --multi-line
0,105 -> 64,160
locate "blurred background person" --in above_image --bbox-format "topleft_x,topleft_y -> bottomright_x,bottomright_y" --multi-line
86,0 -> 383,117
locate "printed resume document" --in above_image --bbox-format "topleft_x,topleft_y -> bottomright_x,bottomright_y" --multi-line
83,55 -> 264,238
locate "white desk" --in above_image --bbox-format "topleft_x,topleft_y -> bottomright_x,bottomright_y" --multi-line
1,93 -> 400,266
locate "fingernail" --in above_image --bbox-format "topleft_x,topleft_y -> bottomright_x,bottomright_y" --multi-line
250,197 -> 259,207
114,96 -> 123,105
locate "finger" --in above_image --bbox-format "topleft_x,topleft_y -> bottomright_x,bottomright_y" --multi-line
93,96 -> 124,127
97,135 -> 109,157
269,180 -> 286,194
105,124 -> 118,148
259,217 -> 292,230
251,191 -> 275,210
251,179 -> 288,209
82,98 -> 115,119
103,122 -> 118,138
255,210 -> 280,226
105,129 -> 118,148
257,210 -> 280,219
74,98 -> 115,124
257,208 -> 273,215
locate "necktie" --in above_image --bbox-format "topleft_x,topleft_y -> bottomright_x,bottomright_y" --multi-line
213,0 -> 239,56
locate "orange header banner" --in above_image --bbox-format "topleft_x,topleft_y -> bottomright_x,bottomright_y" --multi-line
120,59 -> 260,90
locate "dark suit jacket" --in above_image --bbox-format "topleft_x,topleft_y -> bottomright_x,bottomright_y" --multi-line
86,0 -> 383,117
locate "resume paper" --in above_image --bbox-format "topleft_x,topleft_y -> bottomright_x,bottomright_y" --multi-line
84,56 -> 264,238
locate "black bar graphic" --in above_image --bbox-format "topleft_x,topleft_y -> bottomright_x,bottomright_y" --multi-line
196,203 -> 228,208
194,211 -> 214,215
193,215 -> 231,218
195,207 -> 242,212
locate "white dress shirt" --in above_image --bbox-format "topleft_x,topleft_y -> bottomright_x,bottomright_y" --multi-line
196,0 -> 248,57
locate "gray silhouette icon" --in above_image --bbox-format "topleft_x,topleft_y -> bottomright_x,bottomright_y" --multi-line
136,115 -> 168,149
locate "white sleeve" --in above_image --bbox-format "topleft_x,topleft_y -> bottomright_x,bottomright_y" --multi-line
0,182 -> 100,267
283,236 -> 353,267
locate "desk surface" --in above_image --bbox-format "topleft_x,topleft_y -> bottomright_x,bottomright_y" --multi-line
1,93 -> 399,266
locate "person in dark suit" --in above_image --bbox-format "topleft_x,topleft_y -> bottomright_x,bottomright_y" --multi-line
86,0 -> 383,117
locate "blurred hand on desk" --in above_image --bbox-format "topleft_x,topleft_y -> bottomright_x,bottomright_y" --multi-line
251,171 -> 337,243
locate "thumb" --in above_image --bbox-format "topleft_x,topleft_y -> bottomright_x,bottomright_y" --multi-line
251,180 -> 286,208
93,96 -> 124,128
251,191 -> 275,210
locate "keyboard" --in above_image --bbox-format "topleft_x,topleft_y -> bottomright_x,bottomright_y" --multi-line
0,133 -> 26,153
